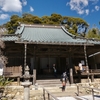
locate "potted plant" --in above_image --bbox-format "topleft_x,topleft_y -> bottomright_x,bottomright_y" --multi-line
0,76 -> 13,98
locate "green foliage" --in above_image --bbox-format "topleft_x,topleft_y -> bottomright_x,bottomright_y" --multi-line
5,13 -> 89,35
61,16 -> 89,36
0,76 -> 13,87
41,16 -> 50,24
86,28 -> 100,39
50,13 -> 62,24
33,17 -> 42,24
68,29 -> 78,36
5,15 -> 20,34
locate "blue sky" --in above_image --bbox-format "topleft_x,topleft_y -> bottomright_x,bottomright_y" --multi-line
0,0 -> 100,29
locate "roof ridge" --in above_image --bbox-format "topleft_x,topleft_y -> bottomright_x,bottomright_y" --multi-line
23,24 -> 61,28
61,26 -> 76,38
15,24 -> 25,35
61,26 -> 89,41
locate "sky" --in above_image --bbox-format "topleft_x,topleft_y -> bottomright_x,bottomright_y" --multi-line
0,0 -> 100,29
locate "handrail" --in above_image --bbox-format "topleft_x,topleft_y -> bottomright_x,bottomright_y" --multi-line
76,84 -> 100,100
43,87 -> 59,100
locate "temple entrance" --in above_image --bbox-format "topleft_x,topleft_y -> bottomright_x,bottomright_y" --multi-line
39,57 -> 56,75
29,57 -> 70,77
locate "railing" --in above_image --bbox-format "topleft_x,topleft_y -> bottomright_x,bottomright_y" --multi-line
74,66 -> 87,73
75,66 -> 100,74
90,69 -> 100,73
43,87 -> 59,100
76,84 -> 100,100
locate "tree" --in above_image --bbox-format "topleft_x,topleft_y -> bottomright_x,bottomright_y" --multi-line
5,13 -> 89,35
33,16 -> 42,24
6,15 -> 20,34
22,13 -> 34,24
41,16 -> 50,24
61,16 -> 89,36
86,28 -> 100,39
50,13 -> 62,25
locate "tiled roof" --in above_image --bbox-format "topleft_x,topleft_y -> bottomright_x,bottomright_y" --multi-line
1,24 -> 100,45
1,34 -> 18,41
15,24 -> 87,45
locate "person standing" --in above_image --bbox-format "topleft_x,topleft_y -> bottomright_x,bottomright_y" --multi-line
78,62 -> 83,73
60,72 -> 68,91
53,64 -> 57,78
78,62 -> 83,83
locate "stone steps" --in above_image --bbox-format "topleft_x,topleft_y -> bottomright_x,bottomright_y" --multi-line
6,80 -> 98,100
36,79 -> 70,87
31,85 -> 78,97
31,83 -> 91,99
3,84 -> 91,100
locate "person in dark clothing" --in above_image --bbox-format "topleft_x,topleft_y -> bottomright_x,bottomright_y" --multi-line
53,64 -> 57,78
60,72 -> 68,91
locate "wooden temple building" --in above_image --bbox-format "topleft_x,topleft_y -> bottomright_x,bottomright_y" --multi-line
1,24 -> 100,83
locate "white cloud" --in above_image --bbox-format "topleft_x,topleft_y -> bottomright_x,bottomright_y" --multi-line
78,9 -> 84,15
95,6 -> 100,11
67,0 -> 100,15
0,0 -> 22,12
0,0 -> 4,7
89,0 -> 99,5
85,9 -> 89,15
67,0 -> 88,15
22,0 -> 27,6
0,14 -> 9,19
30,6 -> 34,12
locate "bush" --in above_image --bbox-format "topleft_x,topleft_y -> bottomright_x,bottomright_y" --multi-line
0,76 -> 13,87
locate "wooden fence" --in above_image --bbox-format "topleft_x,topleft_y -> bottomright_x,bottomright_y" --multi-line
43,87 -> 59,100
3,66 -> 22,85
76,84 -> 100,100
3,65 -> 22,77
3,66 -> 36,85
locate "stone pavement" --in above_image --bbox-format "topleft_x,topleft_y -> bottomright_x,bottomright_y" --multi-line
57,97 -> 77,100
57,95 -> 100,100
76,95 -> 100,100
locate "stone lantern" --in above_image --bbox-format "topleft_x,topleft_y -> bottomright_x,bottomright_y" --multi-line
21,65 -> 32,100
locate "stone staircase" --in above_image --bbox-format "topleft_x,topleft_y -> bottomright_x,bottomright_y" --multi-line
31,84 -> 82,100
36,79 -> 70,87
3,80 -> 96,100
32,79 -> 79,99
31,79 -> 92,100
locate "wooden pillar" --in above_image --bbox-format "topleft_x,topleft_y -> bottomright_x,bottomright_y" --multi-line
34,46 -> 36,69
58,57 -> 60,72
33,69 -> 36,85
70,68 -> 73,84
24,43 -> 27,75
91,74 -> 94,82
84,44 -> 89,71
17,77 -> 20,85
84,43 -> 90,82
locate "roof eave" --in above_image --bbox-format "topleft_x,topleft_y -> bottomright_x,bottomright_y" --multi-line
15,40 -> 94,46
